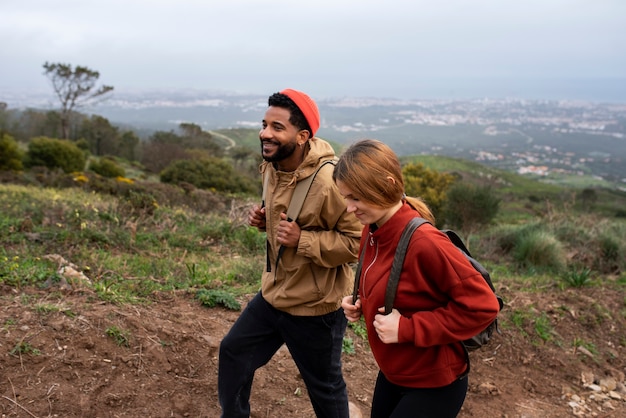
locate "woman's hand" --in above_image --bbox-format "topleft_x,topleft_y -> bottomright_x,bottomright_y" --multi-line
341,295 -> 362,323
373,307 -> 400,344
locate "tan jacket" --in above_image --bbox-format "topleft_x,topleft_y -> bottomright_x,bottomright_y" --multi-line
260,137 -> 362,316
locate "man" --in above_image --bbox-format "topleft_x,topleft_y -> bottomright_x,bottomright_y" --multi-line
218,89 -> 362,418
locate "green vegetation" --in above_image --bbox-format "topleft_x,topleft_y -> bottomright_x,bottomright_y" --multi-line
105,325 -> 131,347
196,289 -> 241,310
0,182 -> 263,306
88,156 -> 126,178
443,183 -> 500,239
25,136 -> 87,173
9,341 -> 41,356
160,157 -> 257,194
1,94 -> 626,359
561,267 -> 593,288
402,162 -> 456,222
0,133 -> 24,171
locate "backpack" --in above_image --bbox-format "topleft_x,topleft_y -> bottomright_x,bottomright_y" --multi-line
353,217 -> 504,375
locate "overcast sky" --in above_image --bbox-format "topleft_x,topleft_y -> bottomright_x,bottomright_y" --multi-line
1,0 -> 625,101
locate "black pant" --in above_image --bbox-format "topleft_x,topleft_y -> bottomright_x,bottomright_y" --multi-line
218,292 -> 349,418
370,371 -> 468,418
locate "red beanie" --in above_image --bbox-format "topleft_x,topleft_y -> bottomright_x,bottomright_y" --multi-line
280,88 -> 320,137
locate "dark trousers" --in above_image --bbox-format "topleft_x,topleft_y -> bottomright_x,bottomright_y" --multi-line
218,292 -> 349,418
370,371 -> 468,418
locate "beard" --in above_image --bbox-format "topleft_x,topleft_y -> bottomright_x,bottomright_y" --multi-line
261,140 -> 297,163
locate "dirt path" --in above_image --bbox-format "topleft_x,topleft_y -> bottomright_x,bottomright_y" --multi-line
1,285 -> 625,417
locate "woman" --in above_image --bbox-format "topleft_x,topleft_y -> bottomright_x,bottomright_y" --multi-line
334,139 -> 500,418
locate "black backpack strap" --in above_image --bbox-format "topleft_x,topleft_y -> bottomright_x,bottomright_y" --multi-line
384,217 -> 429,314
442,229 -> 473,258
352,245 -> 366,304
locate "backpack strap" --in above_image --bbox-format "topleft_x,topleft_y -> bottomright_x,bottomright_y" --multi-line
353,217 -> 429,307
386,218 -> 487,380
352,244 -> 366,304
262,170 -> 271,272
265,158 -> 338,277
442,229 -> 473,258
384,217 -> 429,314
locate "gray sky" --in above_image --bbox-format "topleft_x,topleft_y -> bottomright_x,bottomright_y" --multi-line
1,0 -> 625,101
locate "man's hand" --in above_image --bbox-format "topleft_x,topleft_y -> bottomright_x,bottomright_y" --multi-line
341,295 -> 362,323
277,212 -> 301,247
248,204 -> 266,230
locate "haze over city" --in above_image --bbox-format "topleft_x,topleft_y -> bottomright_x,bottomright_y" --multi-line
1,0 -> 625,103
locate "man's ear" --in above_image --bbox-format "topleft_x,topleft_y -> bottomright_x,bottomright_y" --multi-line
297,129 -> 311,145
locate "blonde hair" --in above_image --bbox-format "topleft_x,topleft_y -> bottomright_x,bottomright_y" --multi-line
333,139 -> 435,224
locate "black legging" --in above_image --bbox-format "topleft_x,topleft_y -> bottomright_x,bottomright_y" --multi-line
370,371 -> 468,418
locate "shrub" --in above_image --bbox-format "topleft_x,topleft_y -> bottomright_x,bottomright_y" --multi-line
160,157 -> 256,194
403,162 -> 456,221
443,183 -> 500,233
0,134 -> 24,171
513,229 -> 566,273
594,233 -> 622,273
89,157 -> 125,178
24,136 -> 86,173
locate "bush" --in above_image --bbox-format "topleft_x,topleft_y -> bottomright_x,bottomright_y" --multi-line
513,229 -> 566,273
24,136 -> 86,173
160,157 -> 256,194
443,183 -> 500,233
0,134 -> 24,171
89,157 -> 125,178
594,233 -> 622,273
403,162 -> 456,221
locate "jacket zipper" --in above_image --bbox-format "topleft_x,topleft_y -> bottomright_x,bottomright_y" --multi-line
361,233 -> 378,299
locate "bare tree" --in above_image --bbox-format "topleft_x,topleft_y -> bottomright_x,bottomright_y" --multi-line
42,62 -> 114,139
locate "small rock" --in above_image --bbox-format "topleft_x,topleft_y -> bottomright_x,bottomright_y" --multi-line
599,377 -> 617,392
581,371 -> 595,386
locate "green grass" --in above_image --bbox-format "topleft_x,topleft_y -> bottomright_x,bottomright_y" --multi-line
9,341 -> 41,356
0,183 -> 264,305
561,268 -> 593,288
105,325 -> 131,347
1,160 -> 625,309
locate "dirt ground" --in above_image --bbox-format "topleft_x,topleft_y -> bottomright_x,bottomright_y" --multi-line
1,282 -> 625,418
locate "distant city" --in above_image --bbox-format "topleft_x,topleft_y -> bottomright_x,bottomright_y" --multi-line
3,88 -> 626,189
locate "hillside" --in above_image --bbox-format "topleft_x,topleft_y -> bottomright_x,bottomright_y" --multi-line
1,131 -> 626,417
1,172 -> 626,416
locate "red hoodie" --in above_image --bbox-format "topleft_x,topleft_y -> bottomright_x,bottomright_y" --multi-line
358,203 -> 500,388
